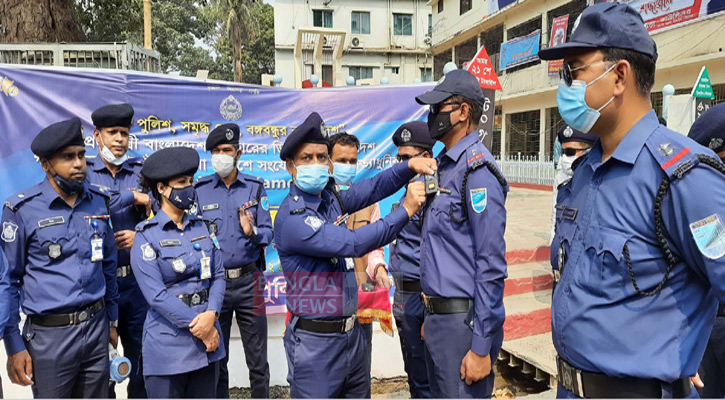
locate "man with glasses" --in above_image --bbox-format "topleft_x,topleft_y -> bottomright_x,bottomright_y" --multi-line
415,69 -> 509,399
539,3 -> 725,398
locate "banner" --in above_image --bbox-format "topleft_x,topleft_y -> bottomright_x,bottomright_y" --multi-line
602,0 -> 725,33
547,15 -> 570,77
0,64 -> 434,314
499,30 -> 541,71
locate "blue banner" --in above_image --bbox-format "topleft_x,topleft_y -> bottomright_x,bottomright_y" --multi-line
499,30 -> 541,71
0,64 -> 435,313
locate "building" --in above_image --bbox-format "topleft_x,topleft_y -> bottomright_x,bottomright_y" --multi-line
430,0 -> 725,159
0,42 -> 161,72
273,0 -> 434,88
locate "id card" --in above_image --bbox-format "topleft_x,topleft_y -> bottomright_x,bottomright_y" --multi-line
91,235 -> 104,262
200,251 -> 212,280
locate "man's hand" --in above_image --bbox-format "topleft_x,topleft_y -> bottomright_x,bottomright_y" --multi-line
239,209 -> 255,237
403,181 -> 426,217
110,326 -> 119,348
408,158 -> 437,176
189,310 -> 217,339
374,265 -> 392,289
202,329 -> 220,352
133,192 -> 152,217
114,230 -> 136,250
691,373 -> 704,388
460,351 -> 491,385
7,350 -> 33,386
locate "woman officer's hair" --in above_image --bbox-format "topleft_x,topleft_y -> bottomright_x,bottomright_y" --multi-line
139,176 -> 167,204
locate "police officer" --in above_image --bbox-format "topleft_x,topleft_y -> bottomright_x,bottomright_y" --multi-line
389,121 -> 435,398
194,123 -> 272,398
86,103 -> 150,398
538,3 -> 725,397
131,147 -> 225,398
1,117 -> 120,397
275,112 -> 433,398
415,70 -> 509,399
688,102 -> 725,398
0,247 -> 12,397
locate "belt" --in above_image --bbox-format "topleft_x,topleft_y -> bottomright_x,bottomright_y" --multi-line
30,299 -> 105,327
557,357 -> 691,398
178,289 -> 209,306
396,279 -> 422,293
422,295 -> 471,314
225,263 -> 256,279
117,265 -> 133,278
295,315 -> 357,334
718,303 -> 725,317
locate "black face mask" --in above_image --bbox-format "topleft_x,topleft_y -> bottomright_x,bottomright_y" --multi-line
427,108 -> 462,140
48,164 -> 84,195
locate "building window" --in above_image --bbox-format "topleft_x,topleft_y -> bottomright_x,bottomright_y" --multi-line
322,65 -> 333,85
460,0 -> 472,15
508,110 -> 541,157
394,13 -> 413,36
349,66 -> 373,80
313,10 -> 333,28
387,66 -> 400,75
438,0 -> 444,13
420,67 -> 432,82
428,14 -> 433,37
505,17 -> 542,73
351,11 -> 370,34
433,49 -> 452,80
480,24 -> 503,75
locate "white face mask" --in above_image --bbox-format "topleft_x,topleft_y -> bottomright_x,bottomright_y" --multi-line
211,154 -> 237,178
555,154 -> 577,187
99,135 -> 129,166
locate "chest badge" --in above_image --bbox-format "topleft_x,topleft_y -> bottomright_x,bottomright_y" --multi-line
470,188 -> 487,213
2,222 -> 18,243
48,243 -> 62,260
141,243 -> 156,261
172,257 -> 187,273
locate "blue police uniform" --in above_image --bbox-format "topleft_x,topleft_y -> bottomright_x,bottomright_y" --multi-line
130,147 -> 226,398
275,112 -> 417,398
195,123 -> 273,399
0,247 -> 13,397
1,117 -> 119,398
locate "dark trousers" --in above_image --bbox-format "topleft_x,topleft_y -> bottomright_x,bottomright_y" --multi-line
145,362 -> 219,398
361,322 -> 373,380
698,316 -> 725,398
24,309 -> 110,398
111,276 -> 149,399
393,290 -> 431,398
217,272 -> 269,398
424,312 -> 501,399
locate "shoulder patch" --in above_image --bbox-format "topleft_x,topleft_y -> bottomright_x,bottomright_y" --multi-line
2,222 -> 18,243
689,213 -> 725,260
260,196 -> 269,211
470,188 -> 487,213
645,131 -> 699,180
141,243 -> 157,261
304,215 -> 324,232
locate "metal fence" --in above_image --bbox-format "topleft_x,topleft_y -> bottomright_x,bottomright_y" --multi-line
495,155 -> 555,186
0,42 -> 161,72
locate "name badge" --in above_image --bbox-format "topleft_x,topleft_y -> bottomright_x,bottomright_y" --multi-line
91,234 -> 104,262
38,216 -> 65,229
200,251 -> 212,280
160,239 -> 182,247
202,203 -> 219,211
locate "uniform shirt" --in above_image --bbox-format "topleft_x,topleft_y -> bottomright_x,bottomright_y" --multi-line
389,191 -> 424,283
85,156 -> 145,268
194,172 -> 273,269
275,161 -> 414,320
1,179 -> 119,355
552,111 -> 725,382
0,248 -> 12,339
363,204 -> 386,280
131,210 -> 226,375
420,131 -> 509,357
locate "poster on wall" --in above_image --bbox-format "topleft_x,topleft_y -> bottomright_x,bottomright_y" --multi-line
547,15 -> 570,77
499,30 -> 541,71
601,0 -> 725,33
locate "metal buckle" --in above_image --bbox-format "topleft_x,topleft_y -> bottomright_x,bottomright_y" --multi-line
77,310 -> 89,323
344,315 -> 356,333
227,268 -> 241,279
191,293 -> 201,306
422,294 -> 433,313
558,357 -> 584,397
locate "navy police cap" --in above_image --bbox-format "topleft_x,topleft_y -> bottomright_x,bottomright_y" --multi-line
206,123 -> 240,151
31,117 -> 85,158
688,103 -> 725,153
538,2 -> 658,62
91,103 -> 134,128
393,121 -> 436,150
280,112 -> 329,160
416,69 -> 486,106
141,147 -> 200,181
557,124 -> 597,145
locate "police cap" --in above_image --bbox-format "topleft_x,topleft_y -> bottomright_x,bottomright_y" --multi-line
31,117 -> 85,158
393,121 -> 435,151
415,69 -> 486,106
91,103 -> 134,128
206,123 -> 240,151
141,147 -> 200,181
688,103 -> 725,153
557,124 -> 597,145
279,112 -> 329,160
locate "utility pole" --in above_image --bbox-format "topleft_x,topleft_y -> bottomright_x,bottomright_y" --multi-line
144,0 -> 152,71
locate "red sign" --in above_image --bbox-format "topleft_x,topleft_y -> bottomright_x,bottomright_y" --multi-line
464,45 -> 503,91
547,15 -> 570,77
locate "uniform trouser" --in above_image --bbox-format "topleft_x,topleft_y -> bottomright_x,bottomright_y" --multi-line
424,312 -> 501,399
145,362 -> 219,398
556,381 -> 700,398
698,316 -> 725,398
392,290 -> 431,398
111,275 -> 149,399
24,308 -> 110,398
284,318 -> 371,398
361,322 -> 373,379
217,272 -> 269,399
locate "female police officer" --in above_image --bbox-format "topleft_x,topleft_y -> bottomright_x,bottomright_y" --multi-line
130,147 -> 226,398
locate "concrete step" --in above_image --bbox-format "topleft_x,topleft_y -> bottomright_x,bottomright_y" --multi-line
503,290 -> 551,341
505,261 -> 553,297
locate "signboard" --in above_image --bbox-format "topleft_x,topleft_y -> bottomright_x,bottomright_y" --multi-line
692,66 -> 715,120
463,45 -> 501,152
547,15 -> 570,77
499,30 -> 541,71
602,0 -> 725,33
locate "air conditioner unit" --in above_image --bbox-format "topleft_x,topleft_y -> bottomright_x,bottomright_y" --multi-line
424,35 -> 432,45
351,37 -> 363,48
322,36 -> 332,49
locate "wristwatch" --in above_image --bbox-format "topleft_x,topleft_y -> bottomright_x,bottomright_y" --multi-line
109,320 -> 119,328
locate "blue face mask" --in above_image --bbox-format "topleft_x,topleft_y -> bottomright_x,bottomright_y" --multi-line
167,185 -> 197,210
557,63 -> 616,133
294,163 -> 330,194
332,162 -> 357,186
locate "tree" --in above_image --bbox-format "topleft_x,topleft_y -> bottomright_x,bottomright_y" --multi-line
216,0 -> 259,82
1,0 -> 85,42
240,3 -> 274,84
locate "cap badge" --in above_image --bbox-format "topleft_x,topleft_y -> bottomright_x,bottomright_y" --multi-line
709,138 -> 723,150
401,129 -> 412,142
320,122 -> 329,138
225,128 -> 234,141
564,126 -> 574,138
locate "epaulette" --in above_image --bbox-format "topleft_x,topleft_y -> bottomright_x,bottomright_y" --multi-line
289,193 -> 306,215
88,183 -> 112,197
127,157 -> 144,166
194,174 -> 215,187
465,142 -> 508,189
135,218 -> 158,232
241,174 -> 265,200
4,186 -> 42,212
645,130 -> 700,180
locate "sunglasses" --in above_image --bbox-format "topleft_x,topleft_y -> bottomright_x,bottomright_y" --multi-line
559,60 -> 608,87
429,102 -> 461,115
397,151 -> 427,162
562,147 -> 591,157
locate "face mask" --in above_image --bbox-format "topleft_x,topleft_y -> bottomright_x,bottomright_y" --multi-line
427,109 -> 462,140
211,154 -> 236,178
166,185 -> 197,210
332,162 -> 357,186
556,63 -> 616,133
98,135 -> 129,166
294,163 -> 330,195
555,154 -> 577,187
48,164 -> 84,195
